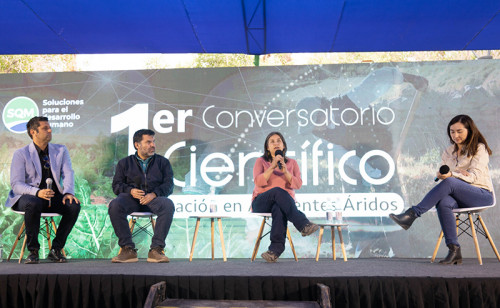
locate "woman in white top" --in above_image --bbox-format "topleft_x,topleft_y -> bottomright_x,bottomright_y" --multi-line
390,114 -> 494,265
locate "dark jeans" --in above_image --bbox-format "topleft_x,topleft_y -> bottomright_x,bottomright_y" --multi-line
13,194 -> 81,252
411,177 -> 493,246
108,193 -> 175,249
252,187 -> 309,255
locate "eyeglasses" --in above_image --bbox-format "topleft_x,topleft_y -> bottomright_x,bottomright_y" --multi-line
42,155 -> 51,170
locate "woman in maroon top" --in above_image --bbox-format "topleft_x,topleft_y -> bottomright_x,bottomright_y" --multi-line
252,131 -> 319,262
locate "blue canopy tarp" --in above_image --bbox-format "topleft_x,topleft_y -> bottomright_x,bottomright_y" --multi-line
1,0 -> 499,54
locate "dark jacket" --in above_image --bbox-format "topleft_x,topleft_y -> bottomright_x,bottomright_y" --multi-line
112,153 -> 174,197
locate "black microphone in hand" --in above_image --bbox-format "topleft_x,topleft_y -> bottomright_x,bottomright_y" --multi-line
275,150 -> 283,169
46,178 -> 53,207
434,165 -> 450,182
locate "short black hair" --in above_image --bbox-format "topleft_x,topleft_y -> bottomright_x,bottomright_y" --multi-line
26,116 -> 49,139
133,129 -> 155,150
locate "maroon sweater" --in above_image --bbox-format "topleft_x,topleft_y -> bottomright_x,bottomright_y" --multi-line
252,157 -> 302,201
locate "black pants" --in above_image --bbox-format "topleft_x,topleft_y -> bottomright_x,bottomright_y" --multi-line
13,194 -> 81,252
252,187 -> 309,255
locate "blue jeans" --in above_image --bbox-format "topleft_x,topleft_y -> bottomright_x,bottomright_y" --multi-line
252,187 -> 309,255
411,177 -> 493,246
108,193 -> 175,249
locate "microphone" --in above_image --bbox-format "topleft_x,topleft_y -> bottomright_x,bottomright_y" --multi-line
275,150 -> 284,170
434,165 -> 450,182
46,178 -> 53,207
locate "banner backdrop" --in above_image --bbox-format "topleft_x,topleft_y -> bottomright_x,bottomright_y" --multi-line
1,61 -> 499,259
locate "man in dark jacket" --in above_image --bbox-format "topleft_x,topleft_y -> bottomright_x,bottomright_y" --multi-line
108,129 -> 175,263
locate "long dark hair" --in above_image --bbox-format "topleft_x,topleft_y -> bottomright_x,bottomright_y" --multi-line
447,114 -> 492,157
262,131 -> 288,163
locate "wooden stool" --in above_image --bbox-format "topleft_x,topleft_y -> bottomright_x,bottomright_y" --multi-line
429,189 -> 499,265
251,213 -> 298,262
7,210 -> 66,263
430,207 -> 500,265
315,222 -> 349,262
189,215 -> 228,262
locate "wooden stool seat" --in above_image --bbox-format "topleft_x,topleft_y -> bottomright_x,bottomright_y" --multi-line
7,210 -> 66,263
250,213 -> 298,262
189,215 -> 229,262
315,222 -> 349,262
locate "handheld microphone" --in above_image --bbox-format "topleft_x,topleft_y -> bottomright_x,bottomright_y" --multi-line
46,178 -> 53,207
434,165 -> 450,182
275,150 -> 284,169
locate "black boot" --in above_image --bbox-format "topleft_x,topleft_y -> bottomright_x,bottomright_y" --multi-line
439,244 -> 462,265
389,208 -> 417,230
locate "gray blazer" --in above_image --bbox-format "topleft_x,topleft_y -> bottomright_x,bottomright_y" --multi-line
5,142 -> 75,208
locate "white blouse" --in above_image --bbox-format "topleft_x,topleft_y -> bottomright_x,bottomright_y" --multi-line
441,143 -> 493,192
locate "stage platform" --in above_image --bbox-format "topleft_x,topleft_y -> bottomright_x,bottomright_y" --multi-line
2,258 -> 500,307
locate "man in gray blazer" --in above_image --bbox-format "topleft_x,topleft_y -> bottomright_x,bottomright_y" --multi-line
5,116 -> 81,264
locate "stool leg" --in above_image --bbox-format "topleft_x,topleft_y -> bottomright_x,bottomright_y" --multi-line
251,217 -> 266,262
217,218 -> 227,262
45,218 -> 52,251
19,236 -> 27,264
315,226 -> 324,261
431,215 -> 456,264
130,218 -> 136,234
431,231 -> 444,263
478,215 -> 500,262
469,213 -> 482,265
286,228 -> 298,262
189,218 -> 201,262
50,218 -> 66,257
150,216 -> 156,231
211,218 -> 215,260
332,227 -> 336,261
337,226 -> 347,262
8,222 -> 25,261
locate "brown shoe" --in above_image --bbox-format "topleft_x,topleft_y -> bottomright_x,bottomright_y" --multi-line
301,222 -> 319,237
147,247 -> 170,263
261,250 -> 279,263
111,246 -> 138,263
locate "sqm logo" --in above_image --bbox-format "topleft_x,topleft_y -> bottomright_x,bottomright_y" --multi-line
2,96 -> 39,134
